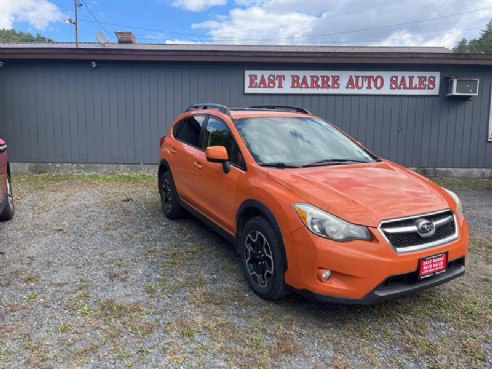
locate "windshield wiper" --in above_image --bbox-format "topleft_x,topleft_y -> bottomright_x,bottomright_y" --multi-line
301,158 -> 372,167
259,162 -> 302,168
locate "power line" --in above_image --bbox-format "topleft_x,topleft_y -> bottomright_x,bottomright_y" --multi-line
79,5 -> 492,44
80,0 -> 115,40
77,19 -> 207,39
133,22 -> 482,44
133,25 -> 485,46
292,6 -> 492,41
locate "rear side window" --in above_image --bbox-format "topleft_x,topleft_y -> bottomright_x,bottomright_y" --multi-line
204,117 -> 245,169
173,115 -> 206,148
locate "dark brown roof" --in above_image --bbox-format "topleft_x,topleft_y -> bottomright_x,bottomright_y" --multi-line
1,42 -> 491,65
0,43 -> 452,53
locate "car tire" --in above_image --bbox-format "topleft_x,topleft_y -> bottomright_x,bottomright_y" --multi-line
240,216 -> 290,300
159,171 -> 185,219
0,173 -> 14,221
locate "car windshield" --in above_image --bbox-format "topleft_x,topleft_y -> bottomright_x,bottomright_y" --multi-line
234,116 -> 376,166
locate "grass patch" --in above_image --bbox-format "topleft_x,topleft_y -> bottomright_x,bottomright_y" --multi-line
470,235 -> 492,255
13,172 -> 156,185
76,306 -> 92,315
98,299 -> 145,319
178,323 -> 195,339
72,341 -> 104,364
24,293 -> 37,301
196,289 -> 248,307
431,177 -> 492,191
22,274 -> 39,283
58,321 -> 73,334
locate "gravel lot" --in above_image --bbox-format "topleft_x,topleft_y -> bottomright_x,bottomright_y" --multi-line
0,174 -> 491,369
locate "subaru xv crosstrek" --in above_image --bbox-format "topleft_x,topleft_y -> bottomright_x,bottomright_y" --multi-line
158,104 -> 468,304
0,138 -> 14,221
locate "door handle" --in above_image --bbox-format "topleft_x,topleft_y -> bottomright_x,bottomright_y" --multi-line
170,147 -> 177,154
193,161 -> 202,169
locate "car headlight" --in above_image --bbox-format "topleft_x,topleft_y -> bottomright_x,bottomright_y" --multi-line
443,188 -> 463,218
294,203 -> 371,242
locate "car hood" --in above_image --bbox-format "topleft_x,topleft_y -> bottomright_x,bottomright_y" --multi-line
267,161 -> 449,227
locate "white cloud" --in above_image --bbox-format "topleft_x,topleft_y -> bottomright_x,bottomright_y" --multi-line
193,0 -> 492,47
164,39 -> 208,44
192,6 -> 319,44
0,0 -> 64,30
171,0 -> 227,12
142,32 -> 168,42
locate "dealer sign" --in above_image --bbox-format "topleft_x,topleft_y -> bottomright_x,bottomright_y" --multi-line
245,71 -> 440,96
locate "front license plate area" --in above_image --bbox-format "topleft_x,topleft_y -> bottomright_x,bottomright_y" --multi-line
418,252 -> 448,279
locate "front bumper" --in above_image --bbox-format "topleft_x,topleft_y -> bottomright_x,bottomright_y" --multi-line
293,257 -> 465,304
282,216 -> 468,303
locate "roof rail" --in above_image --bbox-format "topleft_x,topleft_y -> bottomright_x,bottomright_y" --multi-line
186,103 -> 231,116
249,105 -> 311,114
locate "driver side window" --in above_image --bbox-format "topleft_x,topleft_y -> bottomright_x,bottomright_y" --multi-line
204,117 -> 245,170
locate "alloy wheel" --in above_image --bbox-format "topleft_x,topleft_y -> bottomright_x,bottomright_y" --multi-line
244,230 -> 274,288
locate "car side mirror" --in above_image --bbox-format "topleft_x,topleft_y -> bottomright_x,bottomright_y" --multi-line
205,146 -> 231,174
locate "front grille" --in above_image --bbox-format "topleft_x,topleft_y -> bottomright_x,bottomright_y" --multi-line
380,210 -> 457,252
385,221 -> 455,248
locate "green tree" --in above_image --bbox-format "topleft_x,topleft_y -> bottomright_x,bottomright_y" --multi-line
453,19 -> 492,54
0,29 -> 52,43
454,38 -> 468,53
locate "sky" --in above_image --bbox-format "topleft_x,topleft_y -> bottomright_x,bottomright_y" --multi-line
1,0 -> 492,47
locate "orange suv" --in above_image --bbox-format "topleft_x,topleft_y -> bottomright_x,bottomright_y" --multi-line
158,104 -> 468,304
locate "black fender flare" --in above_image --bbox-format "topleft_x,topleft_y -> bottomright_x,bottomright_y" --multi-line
236,199 -> 288,271
158,159 -> 171,188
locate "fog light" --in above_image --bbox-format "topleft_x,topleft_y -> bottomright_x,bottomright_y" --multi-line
321,269 -> 331,281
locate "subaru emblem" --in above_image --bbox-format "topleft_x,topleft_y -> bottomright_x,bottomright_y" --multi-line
416,218 -> 436,238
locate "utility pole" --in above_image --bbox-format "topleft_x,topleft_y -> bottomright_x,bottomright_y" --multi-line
66,0 -> 82,48
74,0 -> 79,48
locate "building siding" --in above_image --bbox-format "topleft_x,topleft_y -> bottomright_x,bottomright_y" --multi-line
0,60 -> 491,168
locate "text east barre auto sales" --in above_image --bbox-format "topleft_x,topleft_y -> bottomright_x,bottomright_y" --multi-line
245,70 -> 440,95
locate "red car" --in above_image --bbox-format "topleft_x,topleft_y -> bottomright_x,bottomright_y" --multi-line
0,138 -> 14,221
